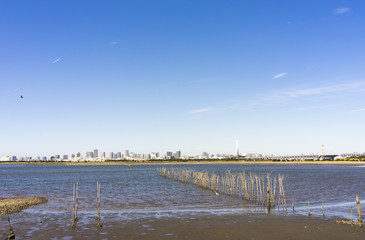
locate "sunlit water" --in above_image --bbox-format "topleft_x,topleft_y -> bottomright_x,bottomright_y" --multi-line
1,164 -> 364,221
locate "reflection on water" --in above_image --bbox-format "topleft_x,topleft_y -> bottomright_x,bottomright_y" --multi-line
0,164 -> 364,220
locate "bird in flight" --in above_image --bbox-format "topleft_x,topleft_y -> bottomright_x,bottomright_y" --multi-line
21,95 -> 23,99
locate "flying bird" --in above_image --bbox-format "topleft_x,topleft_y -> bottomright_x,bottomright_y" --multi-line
21,95 -> 23,99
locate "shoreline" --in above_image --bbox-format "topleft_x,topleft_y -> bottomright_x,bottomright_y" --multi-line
1,160 -> 365,166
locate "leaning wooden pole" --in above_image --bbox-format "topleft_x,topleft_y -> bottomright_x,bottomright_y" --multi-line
71,182 -> 76,228
356,195 -> 362,225
97,181 -> 102,228
75,182 -> 79,221
267,185 -> 271,213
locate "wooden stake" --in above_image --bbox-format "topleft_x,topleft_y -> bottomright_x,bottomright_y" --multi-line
356,195 -> 362,224
308,201 -> 311,216
75,182 -> 79,221
97,181 -> 102,228
267,185 -> 271,213
292,196 -> 295,211
71,183 -> 76,228
322,200 -> 325,217
351,206 -> 353,223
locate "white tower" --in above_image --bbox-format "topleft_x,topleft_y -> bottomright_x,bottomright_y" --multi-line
236,140 -> 239,157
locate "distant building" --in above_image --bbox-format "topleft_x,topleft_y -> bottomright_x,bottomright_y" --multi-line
42,156 -> 47,161
55,155 -> 60,160
71,154 -> 76,158
0,156 -> 10,161
94,149 -> 98,158
202,152 -> 209,158
236,140 -> 239,157
11,156 -> 17,161
176,151 -> 181,159
76,152 -> 81,158
245,153 -> 263,159
109,152 -> 114,160
86,152 -> 93,159
101,152 -> 106,159
63,155 -> 68,160
117,152 -> 122,159
125,150 -> 130,158
167,152 -> 173,158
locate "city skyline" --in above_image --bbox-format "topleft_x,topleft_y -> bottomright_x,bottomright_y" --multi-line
1,1 -> 365,157
2,143 -> 364,161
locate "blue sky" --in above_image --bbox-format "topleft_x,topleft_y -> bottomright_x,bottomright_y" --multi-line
1,0 -> 365,157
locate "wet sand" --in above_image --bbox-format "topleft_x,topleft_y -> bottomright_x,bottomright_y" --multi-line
2,212 -> 364,240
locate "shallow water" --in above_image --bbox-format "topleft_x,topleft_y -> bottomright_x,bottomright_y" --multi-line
1,164 -> 364,221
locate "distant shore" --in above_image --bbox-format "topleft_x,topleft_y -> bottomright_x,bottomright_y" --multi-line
1,160 -> 364,166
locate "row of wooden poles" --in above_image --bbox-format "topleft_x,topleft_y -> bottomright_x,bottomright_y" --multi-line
305,196 -> 362,225
71,181 -> 102,228
157,168 -> 363,226
306,198 -> 361,218
157,167 -> 287,211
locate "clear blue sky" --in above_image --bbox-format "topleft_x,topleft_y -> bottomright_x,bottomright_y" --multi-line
1,0 -> 365,157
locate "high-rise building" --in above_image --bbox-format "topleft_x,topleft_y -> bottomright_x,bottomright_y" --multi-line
236,140 -> 239,157
125,150 -> 130,158
76,152 -> 81,158
167,152 -> 173,157
63,155 -> 68,160
176,151 -> 181,159
117,152 -> 122,159
109,152 -> 114,160
101,152 -> 106,159
94,149 -> 99,158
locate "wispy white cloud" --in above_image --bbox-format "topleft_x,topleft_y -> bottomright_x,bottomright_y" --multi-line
108,41 -> 118,46
334,7 -> 349,15
294,105 -> 333,111
52,58 -> 61,63
351,108 -> 365,112
256,81 -> 365,105
273,72 -> 287,79
190,107 -> 215,114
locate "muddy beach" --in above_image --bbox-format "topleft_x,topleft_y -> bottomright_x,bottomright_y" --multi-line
1,211 -> 364,240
